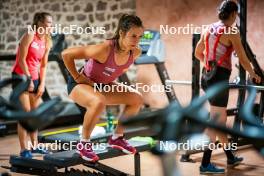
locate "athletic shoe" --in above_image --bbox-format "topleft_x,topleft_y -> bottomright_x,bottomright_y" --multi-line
227,156 -> 243,166
108,136 -> 136,154
76,141 -> 99,162
31,148 -> 50,155
20,149 -> 33,159
200,163 -> 225,174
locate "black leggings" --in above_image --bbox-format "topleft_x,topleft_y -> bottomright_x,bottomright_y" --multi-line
201,67 -> 231,107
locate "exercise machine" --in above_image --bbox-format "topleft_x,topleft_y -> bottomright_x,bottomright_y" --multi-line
0,76 -> 151,176
0,34 -> 85,136
121,82 -> 264,176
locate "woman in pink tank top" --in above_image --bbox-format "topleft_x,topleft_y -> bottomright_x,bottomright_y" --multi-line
195,1 -> 261,174
62,14 -> 144,162
11,12 -> 53,158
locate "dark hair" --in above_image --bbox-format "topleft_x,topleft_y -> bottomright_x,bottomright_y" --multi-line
32,12 -> 53,48
112,14 -> 143,51
218,0 -> 238,20
32,12 -> 52,28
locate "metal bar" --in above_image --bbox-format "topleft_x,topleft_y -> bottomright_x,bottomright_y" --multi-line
42,87 -> 51,101
156,63 -> 179,103
258,93 -> 264,122
233,0 -> 247,142
134,152 -> 141,176
84,162 -> 128,176
166,81 -> 264,91
165,80 -> 192,85
48,54 -> 69,83
182,34 -> 200,161
192,34 -> 201,99
244,41 -> 264,83
0,55 -> 16,61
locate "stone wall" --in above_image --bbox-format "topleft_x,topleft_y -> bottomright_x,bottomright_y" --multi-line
0,0 -> 135,54
0,0 -> 136,100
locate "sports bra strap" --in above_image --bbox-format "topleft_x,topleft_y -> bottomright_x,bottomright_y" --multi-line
204,27 -> 233,71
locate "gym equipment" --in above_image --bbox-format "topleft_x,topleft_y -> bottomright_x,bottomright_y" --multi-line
0,35 -> 85,136
180,33 -> 264,160
0,76 -> 151,176
135,30 -> 178,103
9,139 -> 150,176
0,76 -> 64,131
232,0 -> 264,149
121,83 -> 264,176
0,76 -> 62,176
38,124 -> 151,145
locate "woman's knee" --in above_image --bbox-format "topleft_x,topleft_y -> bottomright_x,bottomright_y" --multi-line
91,95 -> 106,110
69,86 -> 106,110
129,92 -> 144,107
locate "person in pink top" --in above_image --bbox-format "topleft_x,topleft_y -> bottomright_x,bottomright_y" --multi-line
195,1 -> 261,174
12,12 -> 53,158
62,14 -> 144,162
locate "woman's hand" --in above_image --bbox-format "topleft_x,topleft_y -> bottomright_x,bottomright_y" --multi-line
28,80 -> 34,92
249,72 -> 261,84
36,83 -> 45,97
75,70 -> 94,86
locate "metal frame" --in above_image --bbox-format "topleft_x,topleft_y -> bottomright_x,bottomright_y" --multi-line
0,54 -> 83,136
8,150 -> 144,176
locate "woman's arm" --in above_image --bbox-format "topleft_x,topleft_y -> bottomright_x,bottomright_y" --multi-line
18,33 -> 35,91
230,33 -> 261,83
18,34 -> 34,77
195,34 -> 205,63
61,42 -> 110,81
37,37 -> 51,97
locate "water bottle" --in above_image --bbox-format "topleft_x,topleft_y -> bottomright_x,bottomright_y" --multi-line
106,111 -> 115,133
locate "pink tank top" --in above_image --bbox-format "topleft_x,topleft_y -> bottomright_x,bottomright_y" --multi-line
83,40 -> 134,84
206,22 -> 233,70
12,34 -> 46,80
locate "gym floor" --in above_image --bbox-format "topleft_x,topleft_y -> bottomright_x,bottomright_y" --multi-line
0,134 -> 263,176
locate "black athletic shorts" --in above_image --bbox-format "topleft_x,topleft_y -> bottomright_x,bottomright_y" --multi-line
67,71 -> 78,95
12,72 -> 40,94
201,66 -> 231,107
66,71 -> 108,95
